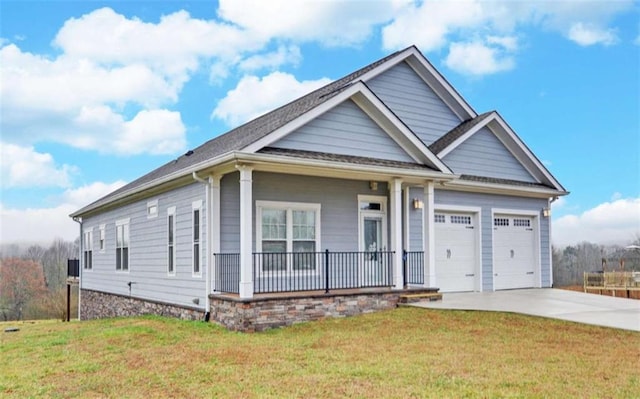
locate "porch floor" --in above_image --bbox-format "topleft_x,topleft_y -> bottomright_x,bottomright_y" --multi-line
210,286 -> 440,303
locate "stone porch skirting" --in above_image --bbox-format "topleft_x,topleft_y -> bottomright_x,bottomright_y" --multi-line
80,288 -> 438,332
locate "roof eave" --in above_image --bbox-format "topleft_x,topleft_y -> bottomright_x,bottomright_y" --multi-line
442,179 -> 569,198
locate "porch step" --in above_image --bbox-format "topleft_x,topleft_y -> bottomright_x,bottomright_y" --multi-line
399,292 -> 442,304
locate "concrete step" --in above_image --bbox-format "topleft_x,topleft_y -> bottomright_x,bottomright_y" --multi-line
399,292 -> 443,303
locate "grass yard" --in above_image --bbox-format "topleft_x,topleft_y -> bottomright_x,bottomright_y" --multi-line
1,308 -> 638,398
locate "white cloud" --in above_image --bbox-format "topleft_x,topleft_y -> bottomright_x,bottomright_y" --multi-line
239,45 -> 302,72
0,143 -> 76,188
211,72 -> 332,127
553,197 -> 640,247
568,22 -> 618,46
54,7 -> 262,79
445,40 -> 515,76
0,180 -> 126,244
218,0 -> 401,47
1,43 -> 187,155
382,0 -> 485,52
381,0 -> 633,75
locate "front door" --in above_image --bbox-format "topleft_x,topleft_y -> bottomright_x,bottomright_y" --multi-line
359,196 -> 388,287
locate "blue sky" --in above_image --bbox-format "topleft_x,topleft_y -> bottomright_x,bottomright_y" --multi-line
1,0 -> 639,247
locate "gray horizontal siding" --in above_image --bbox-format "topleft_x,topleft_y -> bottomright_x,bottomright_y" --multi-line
81,182 -> 207,309
220,172 -> 389,253
408,187 -> 424,251
273,99 -> 414,162
442,127 -> 537,183
367,61 -> 461,145
434,190 -> 549,291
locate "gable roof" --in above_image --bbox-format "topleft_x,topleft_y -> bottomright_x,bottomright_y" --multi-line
432,111 -> 567,193
428,112 -> 494,155
72,49 -> 410,217
71,45 -> 566,218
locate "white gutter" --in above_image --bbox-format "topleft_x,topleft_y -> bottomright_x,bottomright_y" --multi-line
192,172 -> 212,321
72,150 -> 456,217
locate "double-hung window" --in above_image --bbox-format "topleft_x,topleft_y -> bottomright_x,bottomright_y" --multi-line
257,201 -> 320,273
83,229 -> 93,270
167,207 -> 176,275
99,224 -> 105,252
116,219 -> 130,271
192,201 -> 202,276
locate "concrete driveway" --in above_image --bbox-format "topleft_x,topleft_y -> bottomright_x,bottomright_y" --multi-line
411,288 -> 640,332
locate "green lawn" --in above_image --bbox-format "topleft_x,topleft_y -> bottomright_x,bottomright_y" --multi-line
1,308 -> 638,398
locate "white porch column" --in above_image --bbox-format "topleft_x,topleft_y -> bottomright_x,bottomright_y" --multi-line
237,165 -> 254,298
390,178 -> 404,289
423,182 -> 436,287
210,175 -> 221,294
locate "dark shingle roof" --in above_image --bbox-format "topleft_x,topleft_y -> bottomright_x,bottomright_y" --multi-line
259,147 -> 435,171
429,111 -> 494,154
459,175 -> 553,189
72,48 -> 409,216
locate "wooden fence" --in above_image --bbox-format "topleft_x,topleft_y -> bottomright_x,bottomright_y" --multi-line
583,271 -> 640,297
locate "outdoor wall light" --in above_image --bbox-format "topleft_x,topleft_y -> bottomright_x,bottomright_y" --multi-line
369,181 -> 378,191
542,207 -> 551,217
413,198 -> 424,210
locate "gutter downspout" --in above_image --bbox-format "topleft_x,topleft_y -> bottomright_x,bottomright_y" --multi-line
547,196 -> 559,288
72,216 -> 82,320
192,172 -> 211,322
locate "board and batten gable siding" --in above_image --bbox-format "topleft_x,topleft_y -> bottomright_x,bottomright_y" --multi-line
272,99 -> 414,163
220,171 -> 389,253
441,127 -> 538,183
366,61 -> 462,146
407,188 -> 550,291
81,182 -> 207,309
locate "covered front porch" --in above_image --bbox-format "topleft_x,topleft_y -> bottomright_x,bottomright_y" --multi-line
198,146 -> 455,300
212,250 -> 426,295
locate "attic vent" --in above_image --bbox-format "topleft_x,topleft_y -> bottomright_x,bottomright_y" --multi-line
185,150 -> 194,157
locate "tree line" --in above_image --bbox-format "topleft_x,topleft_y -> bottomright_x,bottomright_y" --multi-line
552,239 -> 640,287
0,238 -> 79,321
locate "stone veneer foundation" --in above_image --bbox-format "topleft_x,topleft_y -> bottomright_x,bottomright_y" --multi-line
81,288 -> 437,332
81,289 -> 204,321
209,288 -> 436,332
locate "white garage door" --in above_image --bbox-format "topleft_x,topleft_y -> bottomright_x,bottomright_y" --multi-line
435,212 -> 477,292
493,215 -> 537,290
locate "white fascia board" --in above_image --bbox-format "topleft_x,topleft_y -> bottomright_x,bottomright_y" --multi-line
357,46 -> 476,121
242,80 -> 452,174
443,179 -> 568,198
437,112 -> 496,158
490,116 -> 566,192
350,85 -> 452,173
233,151 -> 456,182
70,152 -> 238,217
241,83 -> 363,154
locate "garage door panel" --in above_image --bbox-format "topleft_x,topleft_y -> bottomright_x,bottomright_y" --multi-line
493,215 -> 536,290
435,212 -> 477,292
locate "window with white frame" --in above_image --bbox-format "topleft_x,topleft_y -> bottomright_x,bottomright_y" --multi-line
192,201 -> 202,276
147,199 -> 158,219
167,207 -> 176,275
83,229 -> 93,270
99,224 -> 105,252
116,219 -> 130,271
257,201 -> 320,273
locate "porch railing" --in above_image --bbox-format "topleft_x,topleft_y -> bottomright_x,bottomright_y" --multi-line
213,250 -> 396,294
403,250 -> 424,285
